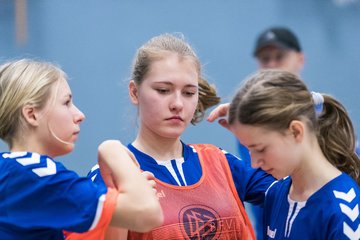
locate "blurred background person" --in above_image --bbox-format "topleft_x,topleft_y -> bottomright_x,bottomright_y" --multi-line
253,26 -> 304,76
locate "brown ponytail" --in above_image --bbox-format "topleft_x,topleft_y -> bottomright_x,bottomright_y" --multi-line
317,95 -> 360,185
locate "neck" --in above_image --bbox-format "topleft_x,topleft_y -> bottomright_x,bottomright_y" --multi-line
133,129 -> 183,161
289,141 -> 341,201
11,135 -> 50,157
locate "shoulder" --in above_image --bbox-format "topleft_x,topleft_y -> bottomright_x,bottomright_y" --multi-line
188,143 -> 219,152
189,144 -> 242,160
265,177 -> 290,198
0,151 -> 68,179
315,174 -> 360,239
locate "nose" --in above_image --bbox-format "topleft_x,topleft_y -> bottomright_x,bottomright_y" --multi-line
169,92 -> 183,112
250,153 -> 263,169
264,58 -> 279,69
73,105 -> 85,124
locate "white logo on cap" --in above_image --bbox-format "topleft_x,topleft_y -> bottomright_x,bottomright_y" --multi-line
265,31 -> 276,40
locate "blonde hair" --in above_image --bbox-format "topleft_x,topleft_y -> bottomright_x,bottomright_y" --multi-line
131,33 -> 220,124
0,59 -> 66,147
229,69 -> 360,185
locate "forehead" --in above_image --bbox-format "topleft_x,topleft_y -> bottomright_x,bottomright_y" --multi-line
145,54 -> 198,84
231,122 -> 272,146
50,77 -> 71,97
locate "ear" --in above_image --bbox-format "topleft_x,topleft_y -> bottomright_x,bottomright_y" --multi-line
298,53 -> 305,72
129,80 -> 139,105
22,104 -> 39,127
288,120 -> 304,143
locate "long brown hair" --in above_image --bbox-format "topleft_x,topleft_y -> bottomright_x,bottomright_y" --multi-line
228,69 -> 360,185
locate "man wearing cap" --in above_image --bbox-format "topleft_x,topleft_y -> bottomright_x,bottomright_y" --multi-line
253,26 -> 304,76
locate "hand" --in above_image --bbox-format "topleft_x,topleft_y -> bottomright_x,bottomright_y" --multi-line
141,171 -> 157,193
207,103 -> 231,130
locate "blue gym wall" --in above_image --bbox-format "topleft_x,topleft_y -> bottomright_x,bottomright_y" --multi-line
1,0 -> 359,175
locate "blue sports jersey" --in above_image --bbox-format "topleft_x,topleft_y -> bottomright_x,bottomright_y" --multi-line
264,173 -> 360,239
89,141 -> 275,206
0,152 -> 107,240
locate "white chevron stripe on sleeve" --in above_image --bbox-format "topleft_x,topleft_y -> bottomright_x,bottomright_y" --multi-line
343,222 -> 360,240
90,164 -> 99,172
10,153 -> 57,177
334,188 -> 356,203
339,203 -> 359,222
2,152 -> 27,159
15,153 -> 41,165
91,174 -> 98,182
31,158 -> 57,177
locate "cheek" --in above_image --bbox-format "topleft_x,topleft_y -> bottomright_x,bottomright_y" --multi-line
48,110 -> 72,131
188,99 -> 198,114
264,147 -> 286,166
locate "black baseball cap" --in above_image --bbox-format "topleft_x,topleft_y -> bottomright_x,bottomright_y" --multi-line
253,27 -> 302,56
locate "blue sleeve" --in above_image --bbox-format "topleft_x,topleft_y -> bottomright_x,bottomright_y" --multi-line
237,140 -> 251,166
87,164 -> 107,189
224,150 -> 275,205
0,152 -> 107,233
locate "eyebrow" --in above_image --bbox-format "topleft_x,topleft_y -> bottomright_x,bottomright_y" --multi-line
153,81 -> 198,88
63,93 -> 72,99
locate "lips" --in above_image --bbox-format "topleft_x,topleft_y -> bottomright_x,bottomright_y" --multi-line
263,168 -> 273,173
166,116 -> 183,121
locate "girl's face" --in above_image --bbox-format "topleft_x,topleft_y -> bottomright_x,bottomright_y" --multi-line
37,78 -> 85,157
231,122 -> 302,179
130,54 -> 199,140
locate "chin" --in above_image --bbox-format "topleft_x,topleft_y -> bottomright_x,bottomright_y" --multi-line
54,145 -> 75,157
274,173 -> 288,180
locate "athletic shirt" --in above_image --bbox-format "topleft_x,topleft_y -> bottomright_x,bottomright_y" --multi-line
0,151 -> 117,240
128,144 -> 255,239
264,173 -> 360,239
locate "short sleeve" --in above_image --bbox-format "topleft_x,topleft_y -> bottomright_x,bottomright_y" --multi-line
64,187 -> 119,240
0,152 -> 107,232
224,150 -> 276,205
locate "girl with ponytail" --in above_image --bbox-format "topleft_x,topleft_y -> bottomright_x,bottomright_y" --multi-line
208,69 -> 360,239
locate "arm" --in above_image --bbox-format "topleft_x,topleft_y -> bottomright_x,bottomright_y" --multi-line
225,151 -> 275,205
98,140 -> 163,232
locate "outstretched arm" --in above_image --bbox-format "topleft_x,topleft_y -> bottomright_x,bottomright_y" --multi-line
207,103 -> 231,130
98,140 -> 163,232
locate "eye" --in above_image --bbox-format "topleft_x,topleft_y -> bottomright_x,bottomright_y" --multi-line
64,99 -> 72,106
259,55 -> 270,64
276,52 -> 287,61
256,147 -> 266,153
156,88 -> 170,94
183,90 -> 196,97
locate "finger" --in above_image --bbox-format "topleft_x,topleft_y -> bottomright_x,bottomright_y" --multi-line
147,179 -> 156,188
207,103 -> 230,122
142,171 -> 155,180
218,119 -> 230,130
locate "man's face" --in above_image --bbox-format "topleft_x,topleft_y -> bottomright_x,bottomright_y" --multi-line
256,45 -> 304,75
